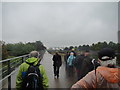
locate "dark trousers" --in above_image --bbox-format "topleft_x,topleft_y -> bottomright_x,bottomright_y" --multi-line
76,70 -> 81,80
68,66 -> 74,76
54,66 -> 60,77
65,61 -> 68,70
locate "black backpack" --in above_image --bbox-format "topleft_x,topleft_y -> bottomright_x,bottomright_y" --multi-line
22,62 -> 43,90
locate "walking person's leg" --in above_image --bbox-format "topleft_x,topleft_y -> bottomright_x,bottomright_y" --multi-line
71,66 -> 74,76
68,66 -> 71,76
56,66 -> 60,78
54,66 -> 57,76
77,70 -> 81,80
70,66 -> 73,76
69,66 -> 74,76
65,61 -> 67,70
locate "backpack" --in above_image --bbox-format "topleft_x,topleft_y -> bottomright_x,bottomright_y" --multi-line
22,62 -> 43,90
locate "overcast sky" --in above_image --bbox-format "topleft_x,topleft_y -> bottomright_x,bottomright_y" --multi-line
0,3 -> 1,60
2,2 -> 118,47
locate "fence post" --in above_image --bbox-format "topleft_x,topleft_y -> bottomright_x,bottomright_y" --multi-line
8,60 -> 11,90
22,57 -> 24,63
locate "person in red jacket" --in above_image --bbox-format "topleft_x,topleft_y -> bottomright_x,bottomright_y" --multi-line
71,48 -> 120,89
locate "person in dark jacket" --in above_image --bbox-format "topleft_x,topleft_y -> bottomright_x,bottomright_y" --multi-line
64,52 -> 70,70
73,52 -> 85,80
52,52 -> 62,78
71,48 -> 120,89
79,50 -> 94,80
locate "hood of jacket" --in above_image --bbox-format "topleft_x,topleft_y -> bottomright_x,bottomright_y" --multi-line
97,66 -> 120,83
26,57 -> 39,66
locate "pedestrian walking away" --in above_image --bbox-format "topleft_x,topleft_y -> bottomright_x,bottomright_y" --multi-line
64,52 -> 70,70
73,52 -> 85,80
67,52 -> 76,76
79,50 -> 94,80
16,51 -> 49,89
52,52 -> 62,78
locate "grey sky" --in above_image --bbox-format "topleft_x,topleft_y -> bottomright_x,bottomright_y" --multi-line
1,0 -> 119,2
0,3 -> 2,41
2,2 -> 118,47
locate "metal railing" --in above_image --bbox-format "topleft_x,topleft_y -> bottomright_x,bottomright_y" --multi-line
0,50 -> 46,90
0,54 -> 29,90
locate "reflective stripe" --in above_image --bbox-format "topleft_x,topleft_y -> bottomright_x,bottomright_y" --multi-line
28,73 -> 39,77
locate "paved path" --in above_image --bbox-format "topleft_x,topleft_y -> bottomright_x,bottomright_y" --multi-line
3,51 -> 77,88
41,51 -> 77,88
